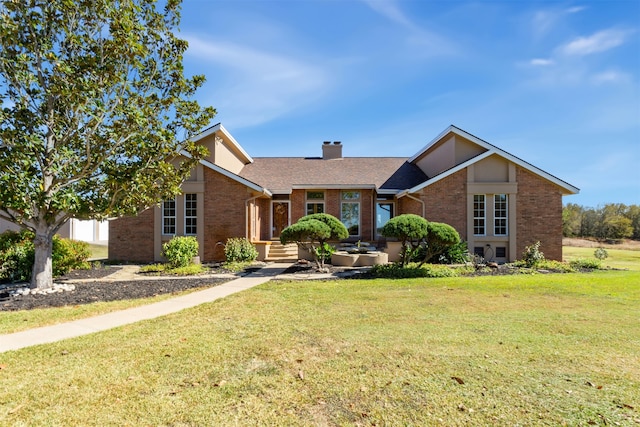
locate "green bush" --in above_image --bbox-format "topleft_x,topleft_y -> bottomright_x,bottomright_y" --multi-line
0,230 -> 90,283
53,238 -> 91,276
224,237 -> 258,263
438,240 -> 471,264
314,242 -> 335,263
594,247 -> 608,260
162,236 -> 199,268
369,263 -> 458,279
569,258 -> 603,270
522,241 -> 545,267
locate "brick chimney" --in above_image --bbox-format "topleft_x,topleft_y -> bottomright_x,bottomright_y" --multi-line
322,141 -> 342,160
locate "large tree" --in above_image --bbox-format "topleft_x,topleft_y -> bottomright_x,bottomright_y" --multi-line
0,0 -> 215,289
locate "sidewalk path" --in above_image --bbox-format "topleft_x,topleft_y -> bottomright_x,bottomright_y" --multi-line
0,263 -> 292,353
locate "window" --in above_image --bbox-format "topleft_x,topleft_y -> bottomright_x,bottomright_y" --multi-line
494,194 -> 508,236
496,247 -> 506,258
473,195 -> 485,235
474,246 -> 485,257
162,198 -> 176,235
376,202 -> 394,236
306,191 -> 324,215
184,193 -> 197,235
341,191 -> 360,236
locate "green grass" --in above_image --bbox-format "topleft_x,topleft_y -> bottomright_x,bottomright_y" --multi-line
87,243 -> 108,260
1,271 -> 639,426
564,246 -> 640,270
0,288 -> 213,335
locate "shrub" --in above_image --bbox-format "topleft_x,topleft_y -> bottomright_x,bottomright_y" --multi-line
594,247 -> 608,260
53,238 -> 91,276
369,263 -> 458,279
522,241 -> 545,267
224,237 -> 258,263
380,214 -> 428,266
437,240 -> 471,264
569,258 -> 603,270
280,213 -> 348,270
315,242 -> 335,263
162,236 -> 199,268
419,222 -> 461,265
0,230 -> 90,282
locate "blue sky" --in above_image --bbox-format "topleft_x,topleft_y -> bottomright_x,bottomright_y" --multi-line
179,0 -> 639,208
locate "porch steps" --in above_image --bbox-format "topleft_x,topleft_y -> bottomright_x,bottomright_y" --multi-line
266,242 -> 298,261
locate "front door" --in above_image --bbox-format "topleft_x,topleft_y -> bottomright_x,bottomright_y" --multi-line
272,201 -> 290,239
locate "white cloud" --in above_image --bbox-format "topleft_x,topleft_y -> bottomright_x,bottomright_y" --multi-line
591,70 -> 630,84
559,29 -> 633,56
361,0 -> 414,30
531,6 -> 585,39
184,36 -> 330,128
360,0 -> 458,56
530,58 -> 554,66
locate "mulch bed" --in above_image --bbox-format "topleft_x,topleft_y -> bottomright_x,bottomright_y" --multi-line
0,267 -> 230,312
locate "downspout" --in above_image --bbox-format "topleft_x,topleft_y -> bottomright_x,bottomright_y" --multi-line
397,191 -> 425,218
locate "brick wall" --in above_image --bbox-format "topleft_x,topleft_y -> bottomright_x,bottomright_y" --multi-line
109,208 -> 155,262
516,167 -> 563,261
402,169 -> 467,240
203,168 -> 251,261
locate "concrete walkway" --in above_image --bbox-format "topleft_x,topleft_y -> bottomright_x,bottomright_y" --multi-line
0,263 -> 292,353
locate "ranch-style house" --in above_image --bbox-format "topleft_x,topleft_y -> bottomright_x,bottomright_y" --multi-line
109,124 -> 579,263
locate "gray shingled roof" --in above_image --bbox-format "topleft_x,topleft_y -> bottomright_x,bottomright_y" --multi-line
238,157 -> 428,193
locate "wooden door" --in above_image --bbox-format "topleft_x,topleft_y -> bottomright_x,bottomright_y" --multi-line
272,202 -> 289,239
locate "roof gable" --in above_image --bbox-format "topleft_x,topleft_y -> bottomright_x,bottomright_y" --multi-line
406,125 -> 579,195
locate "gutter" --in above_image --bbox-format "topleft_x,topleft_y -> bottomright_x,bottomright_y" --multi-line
397,190 -> 425,218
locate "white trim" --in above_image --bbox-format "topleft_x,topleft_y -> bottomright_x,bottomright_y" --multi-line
188,123 -> 253,164
400,151 -> 494,196
162,198 -> 176,236
408,125 -> 579,195
341,201 -> 361,237
493,194 -> 508,236
180,151 -> 272,197
184,193 -> 197,236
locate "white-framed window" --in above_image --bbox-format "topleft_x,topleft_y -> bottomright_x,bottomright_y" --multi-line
162,198 -> 176,235
306,191 -> 324,215
494,194 -> 508,236
184,193 -> 197,235
341,191 -> 360,236
473,194 -> 485,236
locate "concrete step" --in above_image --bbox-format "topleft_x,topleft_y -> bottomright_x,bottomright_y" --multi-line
266,242 -> 298,261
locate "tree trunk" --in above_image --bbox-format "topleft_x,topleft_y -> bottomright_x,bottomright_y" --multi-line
31,229 -> 54,289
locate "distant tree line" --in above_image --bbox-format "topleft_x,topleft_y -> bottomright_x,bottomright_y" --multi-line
563,203 -> 640,241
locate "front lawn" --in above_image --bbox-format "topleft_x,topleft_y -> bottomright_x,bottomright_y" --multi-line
1,271 -> 638,426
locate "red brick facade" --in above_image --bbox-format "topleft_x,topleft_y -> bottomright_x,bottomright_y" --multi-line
109,208 -> 155,262
516,167 -> 564,261
202,168 -> 252,261
414,169 -> 468,241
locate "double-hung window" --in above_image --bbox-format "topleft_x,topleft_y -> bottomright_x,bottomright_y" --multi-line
494,194 -> 508,236
184,193 -> 197,235
341,191 -> 360,236
473,195 -> 485,236
162,198 -> 176,235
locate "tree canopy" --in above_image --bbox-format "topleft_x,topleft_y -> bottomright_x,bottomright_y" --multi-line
280,213 -> 348,270
419,222 -> 460,265
0,0 -> 215,288
380,214 -> 428,266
